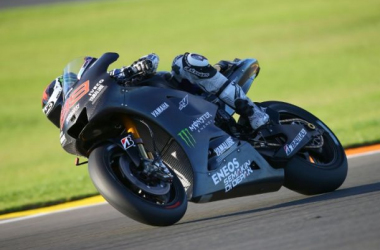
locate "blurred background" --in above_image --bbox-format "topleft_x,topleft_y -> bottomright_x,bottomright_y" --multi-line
0,0 -> 379,214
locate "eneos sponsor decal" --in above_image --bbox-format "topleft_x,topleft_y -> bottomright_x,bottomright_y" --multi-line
211,158 -> 253,192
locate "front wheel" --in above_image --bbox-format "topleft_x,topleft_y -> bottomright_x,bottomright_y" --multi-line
261,101 -> 348,195
88,143 -> 187,226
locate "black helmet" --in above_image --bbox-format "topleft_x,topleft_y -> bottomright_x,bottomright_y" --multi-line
42,77 -> 63,128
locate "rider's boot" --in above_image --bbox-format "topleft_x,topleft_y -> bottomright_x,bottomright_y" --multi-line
235,98 -> 269,130
248,104 -> 269,130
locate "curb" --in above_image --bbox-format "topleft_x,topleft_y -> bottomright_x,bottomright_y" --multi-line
0,196 -> 105,221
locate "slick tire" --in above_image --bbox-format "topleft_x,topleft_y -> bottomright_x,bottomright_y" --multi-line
261,101 -> 348,195
88,143 -> 187,226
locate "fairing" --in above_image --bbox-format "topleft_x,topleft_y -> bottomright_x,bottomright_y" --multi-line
59,52 -> 284,201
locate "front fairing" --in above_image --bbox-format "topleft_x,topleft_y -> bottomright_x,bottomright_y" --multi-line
59,52 -> 284,201
59,53 -> 122,155
59,53 -> 225,161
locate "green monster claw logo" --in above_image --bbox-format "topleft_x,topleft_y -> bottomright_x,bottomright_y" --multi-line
178,128 -> 196,148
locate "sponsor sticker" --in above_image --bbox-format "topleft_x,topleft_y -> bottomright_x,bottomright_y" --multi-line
214,137 -> 235,156
284,128 -> 307,156
178,128 -> 196,148
178,112 -> 214,147
88,79 -> 107,104
188,112 -> 213,133
179,95 -> 189,110
121,134 -> 135,150
151,102 -> 169,117
211,158 -> 253,192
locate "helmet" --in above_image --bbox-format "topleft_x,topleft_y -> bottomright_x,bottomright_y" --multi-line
42,77 -> 63,128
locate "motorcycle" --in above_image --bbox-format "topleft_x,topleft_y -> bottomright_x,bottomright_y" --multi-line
59,52 -> 347,226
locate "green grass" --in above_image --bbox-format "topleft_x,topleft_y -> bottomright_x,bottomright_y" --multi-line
0,0 -> 379,213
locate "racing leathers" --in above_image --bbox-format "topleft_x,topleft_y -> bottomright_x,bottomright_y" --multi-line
111,52 -> 269,130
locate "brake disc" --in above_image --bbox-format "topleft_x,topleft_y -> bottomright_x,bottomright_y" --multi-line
118,155 -> 170,196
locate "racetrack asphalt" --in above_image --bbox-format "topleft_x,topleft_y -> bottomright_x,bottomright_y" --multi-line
1,149 -> 379,250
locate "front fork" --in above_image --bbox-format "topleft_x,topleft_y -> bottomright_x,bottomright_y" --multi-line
75,116 -> 153,166
121,116 -> 173,182
122,116 -> 153,160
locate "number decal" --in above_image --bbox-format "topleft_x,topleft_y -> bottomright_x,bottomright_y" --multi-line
60,80 -> 90,128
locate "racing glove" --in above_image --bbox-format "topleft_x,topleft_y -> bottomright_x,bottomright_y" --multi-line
125,53 -> 159,77
109,53 -> 159,82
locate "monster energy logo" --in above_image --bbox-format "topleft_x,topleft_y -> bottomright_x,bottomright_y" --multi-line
178,128 -> 196,148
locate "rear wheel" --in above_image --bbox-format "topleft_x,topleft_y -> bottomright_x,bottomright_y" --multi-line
88,143 -> 187,226
261,101 -> 348,195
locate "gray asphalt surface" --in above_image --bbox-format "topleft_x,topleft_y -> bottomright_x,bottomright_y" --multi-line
1,152 -> 379,250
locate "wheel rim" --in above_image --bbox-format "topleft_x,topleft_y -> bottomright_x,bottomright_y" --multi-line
105,145 -> 179,205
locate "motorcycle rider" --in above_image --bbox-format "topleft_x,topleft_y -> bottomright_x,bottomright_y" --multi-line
42,53 -> 269,130
110,53 -> 268,130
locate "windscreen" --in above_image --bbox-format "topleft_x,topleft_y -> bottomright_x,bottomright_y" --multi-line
62,56 -> 93,100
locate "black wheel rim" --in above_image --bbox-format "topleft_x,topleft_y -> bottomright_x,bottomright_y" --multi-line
105,144 -> 179,205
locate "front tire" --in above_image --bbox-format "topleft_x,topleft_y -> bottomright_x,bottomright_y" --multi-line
261,101 -> 348,195
88,143 -> 187,226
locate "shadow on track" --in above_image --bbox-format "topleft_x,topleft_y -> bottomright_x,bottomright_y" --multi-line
179,182 -> 380,225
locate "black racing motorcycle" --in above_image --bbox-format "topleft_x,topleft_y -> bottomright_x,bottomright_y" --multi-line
59,52 -> 347,226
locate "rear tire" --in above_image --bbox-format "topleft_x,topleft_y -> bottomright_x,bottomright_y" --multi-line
261,101 -> 348,195
88,143 -> 187,226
